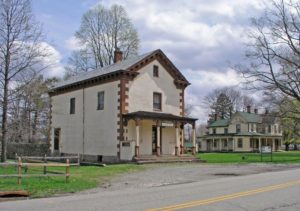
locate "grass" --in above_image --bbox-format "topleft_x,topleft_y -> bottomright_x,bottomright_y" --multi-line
0,164 -> 143,198
197,151 -> 300,164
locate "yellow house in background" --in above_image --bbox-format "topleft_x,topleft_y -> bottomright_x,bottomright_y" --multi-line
199,107 -> 283,152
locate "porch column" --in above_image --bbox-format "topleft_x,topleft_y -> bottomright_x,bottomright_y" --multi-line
259,137 -> 261,152
135,119 -> 140,157
175,122 -> 180,156
192,123 -> 196,155
272,138 -> 275,151
233,138 -> 235,152
226,138 -> 228,152
180,124 -> 184,154
156,121 -> 161,156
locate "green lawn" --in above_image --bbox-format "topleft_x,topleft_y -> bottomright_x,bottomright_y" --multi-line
0,164 -> 143,198
197,151 -> 300,163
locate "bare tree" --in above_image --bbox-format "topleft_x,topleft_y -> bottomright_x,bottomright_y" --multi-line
197,123 -> 208,136
203,86 -> 255,120
0,0 -> 49,161
65,4 -> 139,76
237,0 -> 300,102
64,48 -> 91,79
8,76 -> 57,143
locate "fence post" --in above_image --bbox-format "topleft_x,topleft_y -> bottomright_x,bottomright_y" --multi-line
66,159 -> 70,183
43,154 -> 47,174
77,153 -> 80,167
15,153 -> 18,170
17,157 -> 22,185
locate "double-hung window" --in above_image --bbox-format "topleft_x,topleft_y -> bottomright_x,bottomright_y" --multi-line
70,98 -> 75,114
97,91 -> 104,110
153,92 -> 162,110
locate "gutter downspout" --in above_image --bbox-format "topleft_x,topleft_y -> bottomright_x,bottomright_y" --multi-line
82,88 -> 85,158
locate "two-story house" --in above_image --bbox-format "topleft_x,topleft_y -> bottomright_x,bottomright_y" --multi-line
49,49 -> 197,162
199,106 -> 282,152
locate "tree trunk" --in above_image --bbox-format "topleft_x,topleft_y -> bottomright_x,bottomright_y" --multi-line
32,110 -> 38,142
1,79 -> 9,162
285,143 -> 289,151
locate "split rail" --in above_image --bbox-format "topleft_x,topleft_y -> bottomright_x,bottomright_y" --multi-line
0,154 -> 80,184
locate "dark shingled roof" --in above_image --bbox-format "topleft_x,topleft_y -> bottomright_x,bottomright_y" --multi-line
209,119 -> 230,127
51,49 -> 189,91
208,111 -> 262,128
237,112 -> 262,123
52,50 -> 156,90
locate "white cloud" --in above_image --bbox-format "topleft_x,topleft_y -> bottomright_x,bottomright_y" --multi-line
84,0 -> 267,123
184,68 -> 243,123
49,0 -> 267,123
39,42 -> 65,78
65,36 -> 82,51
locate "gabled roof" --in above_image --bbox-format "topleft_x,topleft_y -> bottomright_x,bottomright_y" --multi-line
236,112 -> 262,123
208,111 -> 262,128
209,119 -> 230,127
51,49 -> 189,91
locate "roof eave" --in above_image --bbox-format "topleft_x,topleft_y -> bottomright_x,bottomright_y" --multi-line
49,70 -> 138,95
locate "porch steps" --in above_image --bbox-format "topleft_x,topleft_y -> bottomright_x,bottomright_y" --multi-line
133,155 -> 203,164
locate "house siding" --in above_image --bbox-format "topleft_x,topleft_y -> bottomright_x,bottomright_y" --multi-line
128,60 -> 181,116
51,81 -> 119,157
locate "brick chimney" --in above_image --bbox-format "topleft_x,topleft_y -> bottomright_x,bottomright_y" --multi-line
247,105 -> 251,113
254,108 -> 258,114
214,113 -> 218,121
265,108 -> 269,114
114,48 -> 123,63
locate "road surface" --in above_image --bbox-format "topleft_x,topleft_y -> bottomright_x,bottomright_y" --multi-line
1,167 -> 300,211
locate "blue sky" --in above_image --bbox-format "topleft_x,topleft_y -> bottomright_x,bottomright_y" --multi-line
31,0 -> 267,122
32,0 -> 99,63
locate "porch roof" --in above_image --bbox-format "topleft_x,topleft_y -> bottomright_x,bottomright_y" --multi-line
123,111 -> 197,123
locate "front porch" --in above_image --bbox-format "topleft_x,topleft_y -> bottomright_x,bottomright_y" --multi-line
120,111 -> 197,160
203,135 -> 282,152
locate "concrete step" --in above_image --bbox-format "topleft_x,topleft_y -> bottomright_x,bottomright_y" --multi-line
133,155 -> 204,164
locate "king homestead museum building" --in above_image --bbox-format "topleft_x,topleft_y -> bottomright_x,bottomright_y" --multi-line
49,49 -> 197,162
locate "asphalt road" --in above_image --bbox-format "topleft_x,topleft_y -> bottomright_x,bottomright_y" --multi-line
1,167 -> 300,211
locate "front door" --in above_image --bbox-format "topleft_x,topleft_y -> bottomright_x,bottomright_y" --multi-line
152,126 -> 162,154
54,128 -> 61,152
275,139 -> 279,151
207,140 -> 212,151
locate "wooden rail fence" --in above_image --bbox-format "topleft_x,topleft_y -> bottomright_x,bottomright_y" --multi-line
0,155 -> 80,184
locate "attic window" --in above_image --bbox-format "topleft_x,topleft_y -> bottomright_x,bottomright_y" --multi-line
236,124 -> 241,133
153,65 -> 159,77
